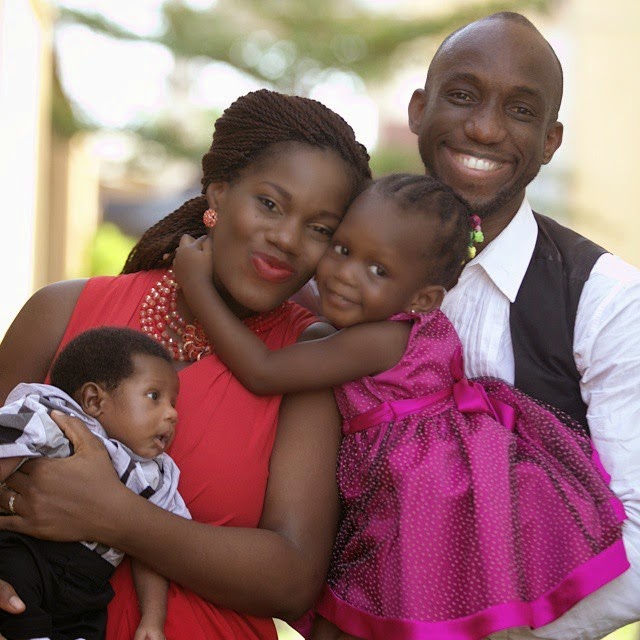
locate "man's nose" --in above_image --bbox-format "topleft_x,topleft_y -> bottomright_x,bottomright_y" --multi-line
463,102 -> 507,145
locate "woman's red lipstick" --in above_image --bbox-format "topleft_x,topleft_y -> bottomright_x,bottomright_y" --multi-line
251,252 -> 295,283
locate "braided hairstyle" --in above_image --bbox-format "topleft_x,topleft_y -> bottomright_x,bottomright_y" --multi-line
371,174 -> 470,290
122,89 -> 372,274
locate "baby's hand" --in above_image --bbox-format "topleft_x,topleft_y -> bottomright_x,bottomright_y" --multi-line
133,619 -> 165,640
172,234 -> 214,294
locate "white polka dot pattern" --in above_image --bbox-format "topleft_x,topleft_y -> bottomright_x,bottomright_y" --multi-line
321,310 -> 626,639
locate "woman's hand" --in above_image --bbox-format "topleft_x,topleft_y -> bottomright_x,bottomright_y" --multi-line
0,411 -> 121,542
172,234 -> 214,295
0,579 -> 26,633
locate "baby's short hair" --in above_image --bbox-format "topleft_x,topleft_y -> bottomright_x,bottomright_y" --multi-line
50,327 -> 172,397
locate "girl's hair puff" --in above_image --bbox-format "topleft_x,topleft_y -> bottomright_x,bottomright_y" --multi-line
371,174 -> 470,290
122,89 -> 371,274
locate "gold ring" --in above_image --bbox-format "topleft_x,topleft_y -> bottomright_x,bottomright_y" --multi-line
8,494 -> 16,515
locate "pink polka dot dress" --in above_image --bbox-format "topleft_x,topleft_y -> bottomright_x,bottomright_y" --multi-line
316,310 -> 628,640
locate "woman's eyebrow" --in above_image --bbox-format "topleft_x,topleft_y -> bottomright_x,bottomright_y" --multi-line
261,182 -> 292,202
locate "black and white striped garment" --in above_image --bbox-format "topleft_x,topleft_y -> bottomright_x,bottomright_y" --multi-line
0,383 -> 191,566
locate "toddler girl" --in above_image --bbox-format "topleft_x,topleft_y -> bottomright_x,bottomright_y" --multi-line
172,174 -> 628,640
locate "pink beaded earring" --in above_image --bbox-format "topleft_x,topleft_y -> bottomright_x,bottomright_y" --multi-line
203,208 -> 218,228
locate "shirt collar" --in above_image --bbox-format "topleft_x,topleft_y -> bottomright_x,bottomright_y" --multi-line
462,198 -> 538,303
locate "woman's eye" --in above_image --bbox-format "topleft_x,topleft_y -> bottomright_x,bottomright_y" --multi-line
368,265 -> 387,277
310,225 -> 334,238
147,391 -> 159,401
333,243 -> 348,256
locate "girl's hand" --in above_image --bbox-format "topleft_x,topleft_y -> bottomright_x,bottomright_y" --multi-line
0,411 -> 122,542
172,234 -> 214,295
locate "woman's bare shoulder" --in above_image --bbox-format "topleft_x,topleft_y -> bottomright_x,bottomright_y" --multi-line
0,279 -> 88,400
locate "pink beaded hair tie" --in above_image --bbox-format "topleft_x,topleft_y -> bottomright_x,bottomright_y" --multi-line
467,214 -> 484,260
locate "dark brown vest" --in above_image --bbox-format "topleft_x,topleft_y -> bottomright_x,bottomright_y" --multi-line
509,213 -> 608,431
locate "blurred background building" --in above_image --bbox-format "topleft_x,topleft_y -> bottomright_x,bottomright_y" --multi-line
1,1 -> 639,638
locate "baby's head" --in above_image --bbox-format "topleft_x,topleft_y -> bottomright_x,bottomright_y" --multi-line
50,327 -> 179,459
315,173 -> 470,327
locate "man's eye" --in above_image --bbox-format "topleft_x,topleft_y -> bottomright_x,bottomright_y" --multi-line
147,391 -> 159,401
333,244 -> 349,255
449,91 -> 473,102
512,105 -> 534,117
368,265 -> 387,277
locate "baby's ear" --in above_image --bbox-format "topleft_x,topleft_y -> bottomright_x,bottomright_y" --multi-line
406,285 -> 445,314
78,382 -> 107,418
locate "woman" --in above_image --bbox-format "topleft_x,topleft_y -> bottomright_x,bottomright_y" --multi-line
0,89 -> 371,639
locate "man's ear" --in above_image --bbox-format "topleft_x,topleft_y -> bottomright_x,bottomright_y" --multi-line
406,285 -> 446,314
542,121 -> 563,165
78,382 -> 107,418
408,88 -> 428,135
205,181 -> 229,211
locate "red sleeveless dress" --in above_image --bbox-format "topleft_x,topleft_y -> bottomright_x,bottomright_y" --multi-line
53,270 -> 316,640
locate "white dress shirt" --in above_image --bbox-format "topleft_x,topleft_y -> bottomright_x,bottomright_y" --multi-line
441,198 -> 640,640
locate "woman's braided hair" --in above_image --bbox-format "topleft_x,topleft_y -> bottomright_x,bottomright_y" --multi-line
372,174 -> 470,290
122,89 -> 372,274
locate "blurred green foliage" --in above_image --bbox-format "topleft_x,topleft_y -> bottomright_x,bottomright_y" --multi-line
88,222 -> 136,276
53,0 -> 555,160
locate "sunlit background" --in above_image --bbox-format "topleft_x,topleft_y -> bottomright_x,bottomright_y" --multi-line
1,1 -> 639,636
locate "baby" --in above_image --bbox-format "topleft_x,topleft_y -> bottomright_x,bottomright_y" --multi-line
0,326 -> 189,640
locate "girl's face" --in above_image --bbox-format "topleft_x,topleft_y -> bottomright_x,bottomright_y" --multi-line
206,145 -> 356,317
315,190 -> 440,327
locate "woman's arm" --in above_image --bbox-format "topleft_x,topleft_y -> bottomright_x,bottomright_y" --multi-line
174,235 -> 408,394
0,279 -> 86,402
0,388 -> 342,620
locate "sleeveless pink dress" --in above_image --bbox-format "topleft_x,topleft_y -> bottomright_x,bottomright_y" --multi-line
53,270 -> 316,640
317,310 -> 628,640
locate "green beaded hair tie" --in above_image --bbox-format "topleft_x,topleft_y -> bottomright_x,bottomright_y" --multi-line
467,214 -> 484,260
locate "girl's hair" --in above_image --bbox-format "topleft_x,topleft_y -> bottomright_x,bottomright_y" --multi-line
50,327 -> 172,397
371,174 -> 470,290
122,89 -> 372,274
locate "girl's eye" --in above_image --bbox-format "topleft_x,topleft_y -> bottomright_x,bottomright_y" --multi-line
147,391 -> 159,401
368,265 -> 387,277
258,197 -> 277,211
333,243 -> 349,256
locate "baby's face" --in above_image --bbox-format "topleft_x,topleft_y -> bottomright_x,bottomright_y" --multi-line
98,354 -> 179,459
315,191 -> 434,327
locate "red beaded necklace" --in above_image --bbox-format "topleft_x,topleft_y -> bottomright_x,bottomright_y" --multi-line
139,270 -> 292,362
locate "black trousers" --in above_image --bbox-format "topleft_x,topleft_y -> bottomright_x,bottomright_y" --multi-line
0,532 -> 114,640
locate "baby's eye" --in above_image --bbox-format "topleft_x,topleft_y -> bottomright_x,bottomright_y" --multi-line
333,243 -> 349,256
147,391 -> 159,401
368,265 -> 387,277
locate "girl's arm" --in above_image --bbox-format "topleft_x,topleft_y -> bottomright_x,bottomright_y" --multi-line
0,385 -> 342,620
132,560 -> 168,640
173,235 -> 409,395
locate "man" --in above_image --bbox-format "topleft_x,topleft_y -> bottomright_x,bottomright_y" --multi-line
408,11 -> 640,640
